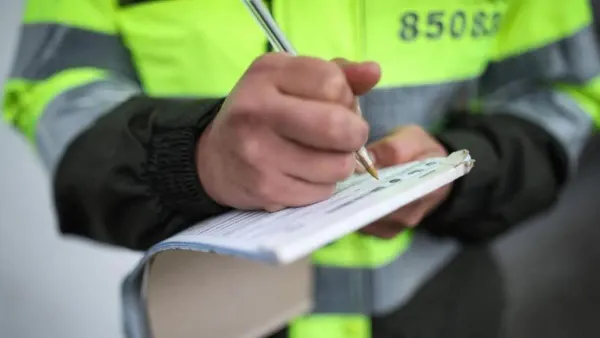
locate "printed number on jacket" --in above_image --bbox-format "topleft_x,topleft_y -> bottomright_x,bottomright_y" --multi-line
399,10 -> 503,41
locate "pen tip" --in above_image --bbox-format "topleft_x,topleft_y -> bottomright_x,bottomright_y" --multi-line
366,166 -> 379,180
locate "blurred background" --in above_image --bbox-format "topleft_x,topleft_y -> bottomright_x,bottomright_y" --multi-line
1,1 -> 600,338
0,4 -> 141,338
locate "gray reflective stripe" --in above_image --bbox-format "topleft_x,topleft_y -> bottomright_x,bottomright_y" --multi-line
481,25 -> 600,169
11,23 -> 139,81
482,89 -> 594,169
313,233 -> 460,315
361,80 -> 475,143
482,25 -> 600,90
36,78 -> 140,173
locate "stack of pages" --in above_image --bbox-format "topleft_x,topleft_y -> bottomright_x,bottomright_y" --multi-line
122,149 -> 475,338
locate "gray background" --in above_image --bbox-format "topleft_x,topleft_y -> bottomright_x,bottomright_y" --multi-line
0,4 -> 141,338
1,1 -> 599,338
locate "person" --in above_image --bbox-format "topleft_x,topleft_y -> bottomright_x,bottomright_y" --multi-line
4,0 -> 600,337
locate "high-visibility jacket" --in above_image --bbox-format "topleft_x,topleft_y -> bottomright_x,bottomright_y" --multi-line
4,1 -> 600,338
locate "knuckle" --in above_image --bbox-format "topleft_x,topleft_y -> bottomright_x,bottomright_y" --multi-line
320,68 -> 348,102
238,136 -> 263,164
321,109 -> 347,143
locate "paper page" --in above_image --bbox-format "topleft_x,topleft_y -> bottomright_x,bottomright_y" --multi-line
158,150 -> 474,263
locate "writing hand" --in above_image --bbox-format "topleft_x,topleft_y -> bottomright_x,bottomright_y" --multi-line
196,53 -> 381,212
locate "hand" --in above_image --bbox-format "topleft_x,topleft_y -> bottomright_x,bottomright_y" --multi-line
360,125 -> 452,239
196,53 -> 381,212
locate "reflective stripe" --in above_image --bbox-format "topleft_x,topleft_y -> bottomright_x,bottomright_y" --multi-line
361,80 -> 474,143
11,23 -> 138,81
557,76 -> 600,127
4,68 -> 110,140
481,26 -> 600,169
483,26 -> 600,91
483,89 -> 594,169
36,78 -> 140,173
4,22 -> 141,158
312,232 -> 459,315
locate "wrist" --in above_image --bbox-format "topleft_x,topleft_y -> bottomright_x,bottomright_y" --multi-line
145,98 -> 230,220
195,122 -> 222,204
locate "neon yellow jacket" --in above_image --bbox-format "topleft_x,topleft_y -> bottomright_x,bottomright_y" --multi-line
4,1 -> 600,338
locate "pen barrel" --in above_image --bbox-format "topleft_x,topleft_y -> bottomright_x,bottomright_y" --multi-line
241,0 -> 377,178
242,0 -> 297,54
356,147 -> 374,168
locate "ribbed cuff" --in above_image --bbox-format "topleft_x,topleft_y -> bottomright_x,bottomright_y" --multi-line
144,98 -> 231,220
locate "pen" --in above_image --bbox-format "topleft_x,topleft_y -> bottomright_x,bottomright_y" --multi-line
241,0 -> 379,180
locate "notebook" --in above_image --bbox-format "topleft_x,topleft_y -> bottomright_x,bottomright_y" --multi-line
121,149 -> 475,338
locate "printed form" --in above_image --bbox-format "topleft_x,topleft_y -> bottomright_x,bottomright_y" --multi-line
156,150 -> 474,264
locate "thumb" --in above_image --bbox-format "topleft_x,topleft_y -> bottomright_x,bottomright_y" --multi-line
331,58 -> 381,96
367,130 -> 423,168
368,129 -> 447,168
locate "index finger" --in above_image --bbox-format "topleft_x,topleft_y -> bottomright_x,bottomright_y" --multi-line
270,96 -> 369,152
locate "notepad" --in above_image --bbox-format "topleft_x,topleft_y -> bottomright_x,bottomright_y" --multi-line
142,149 -> 474,264
122,149 -> 474,338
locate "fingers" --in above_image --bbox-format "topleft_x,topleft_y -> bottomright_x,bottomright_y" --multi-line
359,200 -> 425,239
275,56 -> 381,107
360,197 -> 427,239
270,95 -> 370,152
381,185 -> 450,225
254,171 -> 337,208
332,58 -> 382,96
359,184 -> 451,239
203,53 -> 381,212
231,129 -> 352,205
368,125 -> 446,168
360,221 -> 407,239
277,56 -> 355,108
271,136 -> 356,184
381,199 -> 428,227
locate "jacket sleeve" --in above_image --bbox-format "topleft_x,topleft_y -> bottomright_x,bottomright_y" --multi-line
3,0 -> 229,251
421,0 -> 600,243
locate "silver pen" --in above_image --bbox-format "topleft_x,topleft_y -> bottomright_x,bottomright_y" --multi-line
240,0 -> 379,180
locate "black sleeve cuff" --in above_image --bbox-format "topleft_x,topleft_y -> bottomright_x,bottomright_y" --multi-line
143,98 -> 231,220
54,95 -> 231,250
419,113 -> 570,243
